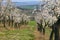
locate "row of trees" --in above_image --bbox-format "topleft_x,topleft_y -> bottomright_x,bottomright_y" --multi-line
34,0 -> 60,40
0,0 -> 30,30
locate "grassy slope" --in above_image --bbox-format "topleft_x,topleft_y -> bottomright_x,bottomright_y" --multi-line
0,21 -> 36,40
0,21 -> 51,40
0,29 -> 34,40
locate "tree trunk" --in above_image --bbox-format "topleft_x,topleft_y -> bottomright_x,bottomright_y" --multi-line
8,16 -> 10,26
37,23 -> 43,32
49,26 -> 54,40
54,27 -> 59,40
12,16 -> 13,26
59,28 -> 60,40
3,16 -> 5,27
43,28 -> 45,35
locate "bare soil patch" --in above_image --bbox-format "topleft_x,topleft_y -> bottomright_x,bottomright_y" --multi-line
34,27 -> 49,40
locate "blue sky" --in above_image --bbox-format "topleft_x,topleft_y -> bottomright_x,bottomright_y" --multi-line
3,0 -> 42,2
12,0 -> 42,2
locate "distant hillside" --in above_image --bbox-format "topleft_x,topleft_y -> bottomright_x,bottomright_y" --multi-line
13,1 -> 45,10
2,1 -> 45,10
17,5 -> 37,10
13,1 -> 42,6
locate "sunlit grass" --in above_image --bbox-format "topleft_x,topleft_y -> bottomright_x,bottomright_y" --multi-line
0,28 -> 34,40
28,21 -> 36,26
0,21 -> 51,40
0,21 -> 35,40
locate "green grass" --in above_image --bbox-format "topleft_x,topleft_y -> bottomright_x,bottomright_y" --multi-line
0,28 -> 34,40
0,21 -> 51,40
45,27 -> 51,36
0,21 -> 36,40
28,21 -> 36,31
28,21 -> 36,26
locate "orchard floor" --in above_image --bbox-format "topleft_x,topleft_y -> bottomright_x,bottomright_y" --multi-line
34,26 -> 51,40
0,23 -> 51,40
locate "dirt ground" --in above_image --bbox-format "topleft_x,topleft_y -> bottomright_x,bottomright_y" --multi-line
34,27 -> 49,40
